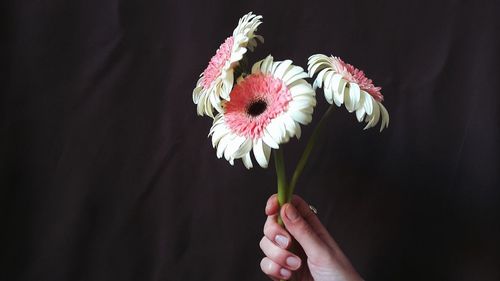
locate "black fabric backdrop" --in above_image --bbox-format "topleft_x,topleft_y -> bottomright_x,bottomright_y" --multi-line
2,0 -> 500,280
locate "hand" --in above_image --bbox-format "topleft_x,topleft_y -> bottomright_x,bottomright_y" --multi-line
259,194 -> 363,281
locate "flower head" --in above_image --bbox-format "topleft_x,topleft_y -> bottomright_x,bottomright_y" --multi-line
308,54 -> 389,131
209,55 -> 316,169
193,12 -> 264,117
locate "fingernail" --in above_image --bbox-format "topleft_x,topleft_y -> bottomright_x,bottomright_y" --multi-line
286,256 -> 301,269
285,204 -> 299,221
275,235 -> 289,248
280,268 -> 291,278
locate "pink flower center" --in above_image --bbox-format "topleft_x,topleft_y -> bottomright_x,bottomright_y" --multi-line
225,74 -> 292,139
331,57 -> 384,102
202,36 -> 234,90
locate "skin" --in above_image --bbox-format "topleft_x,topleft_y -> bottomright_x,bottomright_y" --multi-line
259,194 -> 364,281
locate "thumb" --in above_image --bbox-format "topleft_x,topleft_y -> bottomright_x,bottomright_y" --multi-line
281,203 -> 328,260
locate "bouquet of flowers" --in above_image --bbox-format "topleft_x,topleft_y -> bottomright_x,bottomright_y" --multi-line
193,12 -> 389,225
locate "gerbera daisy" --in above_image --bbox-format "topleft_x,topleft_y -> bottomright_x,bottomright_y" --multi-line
308,54 -> 389,131
193,12 -> 264,117
209,55 -> 316,169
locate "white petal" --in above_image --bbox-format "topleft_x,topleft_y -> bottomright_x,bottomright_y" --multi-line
211,124 -> 229,147
355,106 -> 366,122
262,142 -> 271,165
324,82 -> 334,104
334,78 -> 347,106
192,79 -> 204,103
234,138 -> 253,158
230,46 -> 247,63
252,58 -> 264,73
364,100 -> 380,130
274,116 -> 288,140
295,122 -> 302,139
330,74 -> 343,94
349,83 -> 361,111
363,91 -> 373,115
289,98 -> 315,110
274,60 -> 293,79
260,55 -> 273,74
197,96 -> 209,116
307,54 -> 330,76
262,129 -> 279,149
216,134 -> 232,158
241,153 -> 253,169
379,102 -> 390,132
344,84 -> 354,112
299,104 -> 314,114
224,135 -> 245,161
290,110 -> 312,125
313,68 -> 330,89
356,90 -> 366,116
266,119 -> 284,144
282,66 -> 305,83
290,83 -> 314,97
283,116 -> 297,137
332,95 -> 342,107
323,71 -> 334,90
294,94 -> 317,106
371,104 -> 381,127
253,139 -> 269,168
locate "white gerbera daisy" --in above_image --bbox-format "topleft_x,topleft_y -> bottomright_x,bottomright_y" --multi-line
308,54 -> 389,132
209,55 -> 316,169
193,12 -> 264,117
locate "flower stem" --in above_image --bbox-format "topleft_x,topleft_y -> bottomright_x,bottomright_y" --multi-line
288,104 -> 335,198
274,149 -> 290,281
273,148 -> 288,226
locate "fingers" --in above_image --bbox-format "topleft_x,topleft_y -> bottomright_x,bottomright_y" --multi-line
263,215 -> 291,248
260,257 -> 291,280
260,200 -> 302,281
265,194 -> 279,216
264,193 -> 339,263
290,195 -> 339,249
281,203 -> 330,263
264,194 -> 292,249
263,194 -> 361,280
259,236 -> 302,270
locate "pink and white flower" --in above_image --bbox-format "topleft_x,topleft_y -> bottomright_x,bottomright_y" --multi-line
193,12 -> 264,117
209,55 -> 316,169
308,54 -> 389,131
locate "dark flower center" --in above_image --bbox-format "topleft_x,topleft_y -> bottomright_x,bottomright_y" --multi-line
247,100 -> 267,117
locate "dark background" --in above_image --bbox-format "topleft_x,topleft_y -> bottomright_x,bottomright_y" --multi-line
2,0 -> 499,280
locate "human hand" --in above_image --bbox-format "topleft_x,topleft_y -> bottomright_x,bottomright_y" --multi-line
259,194 -> 363,281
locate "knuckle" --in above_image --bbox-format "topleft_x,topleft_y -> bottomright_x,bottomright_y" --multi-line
265,224 -> 277,238
263,220 -> 274,236
270,247 -> 290,266
303,210 -> 316,221
263,223 -> 269,236
264,216 -> 279,236
294,219 -> 313,235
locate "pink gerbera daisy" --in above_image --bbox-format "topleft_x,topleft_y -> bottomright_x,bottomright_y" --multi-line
209,55 -> 316,169
193,12 -> 264,117
308,54 -> 389,132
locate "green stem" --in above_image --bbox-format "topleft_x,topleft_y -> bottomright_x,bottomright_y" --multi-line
273,149 -> 289,281
273,148 -> 288,226
288,104 -> 335,198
